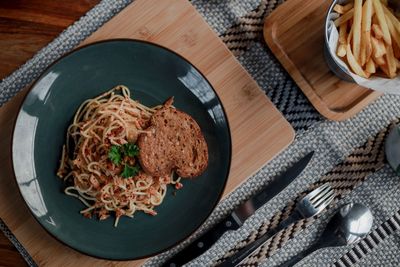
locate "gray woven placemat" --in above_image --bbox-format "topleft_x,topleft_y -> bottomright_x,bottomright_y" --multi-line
1,0 -> 400,266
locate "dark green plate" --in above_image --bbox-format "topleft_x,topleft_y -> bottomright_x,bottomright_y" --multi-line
12,39 -> 231,260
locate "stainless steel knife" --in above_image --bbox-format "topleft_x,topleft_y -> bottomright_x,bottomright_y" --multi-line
162,151 -> 314,267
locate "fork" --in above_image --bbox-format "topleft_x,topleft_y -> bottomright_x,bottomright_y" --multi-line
218,183 -> 335,267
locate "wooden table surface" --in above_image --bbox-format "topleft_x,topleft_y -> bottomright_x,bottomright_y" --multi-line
0,1 -> 99,265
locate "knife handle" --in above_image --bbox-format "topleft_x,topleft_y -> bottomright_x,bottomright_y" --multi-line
218,211 -> 302,267
162,215 -> 241,267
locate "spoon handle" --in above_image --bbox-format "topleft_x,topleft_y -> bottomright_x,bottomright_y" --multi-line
279,242 -> 324,267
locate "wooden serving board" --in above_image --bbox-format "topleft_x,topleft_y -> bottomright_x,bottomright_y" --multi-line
0,0 -> 294,266
263,0 -> 382,121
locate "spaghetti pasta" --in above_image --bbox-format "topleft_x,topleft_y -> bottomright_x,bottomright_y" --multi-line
57,85 -> 182,227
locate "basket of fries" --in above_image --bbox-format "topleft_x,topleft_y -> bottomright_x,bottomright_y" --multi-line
325,0 -> 400,94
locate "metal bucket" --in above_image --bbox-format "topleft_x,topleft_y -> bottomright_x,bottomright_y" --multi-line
324,0 -> 355,83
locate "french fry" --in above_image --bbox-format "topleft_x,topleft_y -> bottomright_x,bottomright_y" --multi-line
372,0 -> 392,45
366,41 -> 374,63
379,64 -> 391,77
353,0 -> 363,61
334,8 -> 355,27
394,57 -> 400,69
361,0 -> 373,65
343,2 -> 355,12
374,55 -> 386,65
346,44 -> 367,77
334,4 -> 346,14
338,22 -> 348,57
382,4 -> 400,33
384,7 -> 400,50
385,43 -> 397,77
339,23 -> 348,44
372,24 -> 384,39
371,36 -> 387,57
337,44 -> 347,57
333,0 -> 399,79
366,58 -> 377,73
360,45 -> 367,66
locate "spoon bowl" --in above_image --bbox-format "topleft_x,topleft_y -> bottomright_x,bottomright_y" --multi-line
385,124 -> 400,175
322,202 -> 374,247
281,203 -> 373,267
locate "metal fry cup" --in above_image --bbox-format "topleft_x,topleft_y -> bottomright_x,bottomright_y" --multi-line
324,0 -> 354,83
324,0 -> 400,93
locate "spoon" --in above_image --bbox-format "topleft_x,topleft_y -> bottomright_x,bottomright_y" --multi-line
384,124 -> 400,175
280,203 -> 373,267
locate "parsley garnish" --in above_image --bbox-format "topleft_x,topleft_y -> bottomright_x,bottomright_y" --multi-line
121,164 -> 140,178
122,143 -> 140,157
108,143 -> 140,165
108,143 -> 140,178
108,145 -> 121,165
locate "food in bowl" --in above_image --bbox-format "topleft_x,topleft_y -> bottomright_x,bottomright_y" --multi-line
57,85 -> 209,227
333,0 -> 400,79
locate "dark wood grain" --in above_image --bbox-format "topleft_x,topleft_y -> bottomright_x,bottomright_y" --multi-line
0,0 -> 100,80
0,0 -> 100,266
0,234 -> 27,267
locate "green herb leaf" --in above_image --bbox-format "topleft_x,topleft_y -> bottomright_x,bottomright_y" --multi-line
121,164 -> 140,178
122,143 -> 140,157
108,145 -> 122,165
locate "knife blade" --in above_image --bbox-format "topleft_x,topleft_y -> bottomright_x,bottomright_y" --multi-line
162,151 -> 314,267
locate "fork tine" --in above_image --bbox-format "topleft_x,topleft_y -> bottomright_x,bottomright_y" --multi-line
297,183 -> 335,218
313,189 -> 335,209
306,183 -> 329,200
310,185 -> 333,204
314,193 -> 335,211
309,184 -> 332,203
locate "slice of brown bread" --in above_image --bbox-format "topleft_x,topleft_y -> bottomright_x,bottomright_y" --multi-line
137,106 -> 208,178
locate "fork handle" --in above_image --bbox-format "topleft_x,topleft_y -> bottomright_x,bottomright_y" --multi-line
218,211 -> 302,267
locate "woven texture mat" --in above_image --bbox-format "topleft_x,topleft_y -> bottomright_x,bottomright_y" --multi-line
2,0 -> 400,266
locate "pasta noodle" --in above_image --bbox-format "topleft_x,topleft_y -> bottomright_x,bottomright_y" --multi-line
57,85 -> 182,227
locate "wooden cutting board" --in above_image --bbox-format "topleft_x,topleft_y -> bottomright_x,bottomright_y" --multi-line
0,0 -> 294,266
263,0 -> 382,121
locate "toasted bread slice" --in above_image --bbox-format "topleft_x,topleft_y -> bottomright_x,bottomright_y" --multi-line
138,106 -> 208,178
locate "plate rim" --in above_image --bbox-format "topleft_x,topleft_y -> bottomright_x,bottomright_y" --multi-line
11,38 -> 232,261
